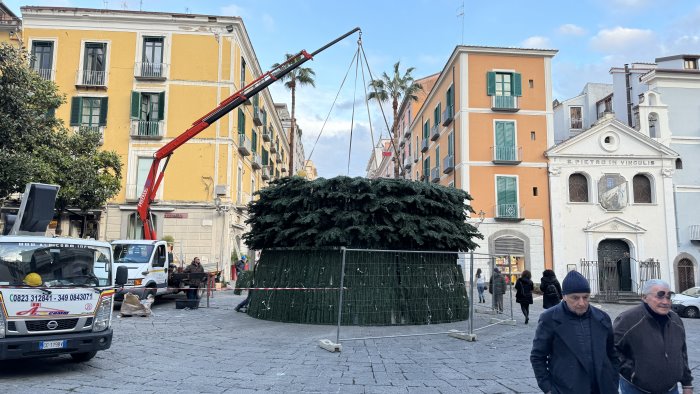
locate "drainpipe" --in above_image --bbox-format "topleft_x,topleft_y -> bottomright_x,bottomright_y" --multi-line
624,64 -> 633,127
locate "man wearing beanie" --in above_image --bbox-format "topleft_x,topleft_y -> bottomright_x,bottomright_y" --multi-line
530,270 -> 619,393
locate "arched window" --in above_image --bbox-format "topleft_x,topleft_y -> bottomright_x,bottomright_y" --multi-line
676,158 -> 683,170
568,173 -> 589,202
633,174 -> 652,203
648,113 -> 659,138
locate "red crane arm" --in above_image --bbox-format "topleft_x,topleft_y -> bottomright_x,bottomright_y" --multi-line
136,27 -> 361,240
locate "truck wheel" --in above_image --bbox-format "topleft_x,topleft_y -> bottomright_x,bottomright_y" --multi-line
71,351 -> 97,362
144,287 -> 157,300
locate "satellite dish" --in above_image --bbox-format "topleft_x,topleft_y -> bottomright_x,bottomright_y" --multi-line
9,183 -> 60,236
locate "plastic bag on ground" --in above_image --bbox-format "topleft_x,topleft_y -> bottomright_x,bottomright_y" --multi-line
120,293 -> 154,317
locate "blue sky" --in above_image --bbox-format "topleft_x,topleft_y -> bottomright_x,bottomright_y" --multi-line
6,0 -> 700,177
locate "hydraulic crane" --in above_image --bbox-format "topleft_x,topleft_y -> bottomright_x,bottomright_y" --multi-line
136,28 -> 361,240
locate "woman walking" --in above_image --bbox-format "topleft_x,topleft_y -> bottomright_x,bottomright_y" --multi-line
515,270 -> 534,324
475,268 -> 486,303
539,269 -> 562,309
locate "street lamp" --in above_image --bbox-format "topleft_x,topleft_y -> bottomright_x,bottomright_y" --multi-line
471,209 -> 486,228
214,196 -> 229,214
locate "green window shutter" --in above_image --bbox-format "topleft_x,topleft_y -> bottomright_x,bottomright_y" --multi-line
447,132 -> 453,156
435,103 -> 441,125
262,108 -> 267,124
423,121 -> 429,139
262,149 -> 268,165
238,109 -> 245,134
487,72 -> 496,96
495,121 -> 515,161
497,176 -> 518,216
130,91 -> 140,119
446,86 -> 453,107
98,97 -> 109,126
47,107 -> 56,119
157,92 -> 165,120
70,96 -> 82,126
512,73 -> 522,97
436,147 -> 440,167
252,130 -> 258,152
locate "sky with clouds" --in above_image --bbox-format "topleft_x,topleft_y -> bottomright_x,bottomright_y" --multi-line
6,0 -> 700,178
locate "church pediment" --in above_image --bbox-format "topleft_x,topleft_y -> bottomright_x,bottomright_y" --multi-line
583,217 -> 646,233
546,118 -> 678,158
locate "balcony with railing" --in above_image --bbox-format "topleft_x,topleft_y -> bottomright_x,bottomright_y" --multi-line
276,153 -> 282,163
238,134 -> 252,156
253,107 -> 263,126
442,105 -> 454,126
262,125 -> 271,142
134,62 -> 167,80
403,126 -> 411,137
494,204 -> 524,220
491,145 -> 523,164
399,139 -> 405,148
261,165 -> 271,180
404,156 -> 412,169
413,152 -> 420,163
34,68 -> 55,81
421,139 -> 429,153
430,167 -> 441,183
690,225 -> 700,242
443,155 -> 455,174
270,143 -> 277,154
251,152 -> 262,170
76,70 -> 106,87
491,95 -> 519,112
130,120 -> 164,139
430,124 -> 440,141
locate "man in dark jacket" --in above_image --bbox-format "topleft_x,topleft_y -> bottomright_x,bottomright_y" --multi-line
614,279 -> 693,394
489,267 -> 507,313
530,270 -> 619,394
184,257 -> 205,300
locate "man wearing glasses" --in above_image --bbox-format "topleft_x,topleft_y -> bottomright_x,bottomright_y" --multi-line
614,279 -> 693,394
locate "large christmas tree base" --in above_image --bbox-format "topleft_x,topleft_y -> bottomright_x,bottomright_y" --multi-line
246,248 -> 469,326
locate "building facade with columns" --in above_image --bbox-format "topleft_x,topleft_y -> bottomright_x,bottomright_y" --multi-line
546,115 -> 679,292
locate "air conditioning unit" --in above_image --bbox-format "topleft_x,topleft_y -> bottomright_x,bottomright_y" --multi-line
214,185 -> 229,196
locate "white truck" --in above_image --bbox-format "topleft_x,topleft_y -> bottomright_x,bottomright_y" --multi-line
111,239 -> 205,301
0,183 -> 128,361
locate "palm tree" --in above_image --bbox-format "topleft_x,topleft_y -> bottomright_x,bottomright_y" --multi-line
272,54 -> 315,176
368,61 -> 423,178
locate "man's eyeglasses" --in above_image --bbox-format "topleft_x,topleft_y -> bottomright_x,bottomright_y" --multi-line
650,290 -> 674,300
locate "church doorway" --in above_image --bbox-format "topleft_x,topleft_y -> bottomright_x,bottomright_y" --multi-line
597,239 -> 631,292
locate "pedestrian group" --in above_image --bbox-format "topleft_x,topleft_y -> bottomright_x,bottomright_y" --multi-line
526,270 -> 693,394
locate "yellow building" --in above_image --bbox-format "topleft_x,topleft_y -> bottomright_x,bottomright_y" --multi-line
401,46 -> 557,277
21,7 -> 290,278
0,2 -> 20,45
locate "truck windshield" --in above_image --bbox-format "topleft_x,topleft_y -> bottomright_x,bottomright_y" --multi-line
0,242 -> 111,287
113,244 -> 154,265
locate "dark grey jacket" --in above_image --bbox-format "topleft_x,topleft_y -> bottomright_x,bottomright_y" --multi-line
613,303 -> 693,392
530,302 -> 619,393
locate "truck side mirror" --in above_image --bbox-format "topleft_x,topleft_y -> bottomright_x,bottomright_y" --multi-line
115,265 -> 128,286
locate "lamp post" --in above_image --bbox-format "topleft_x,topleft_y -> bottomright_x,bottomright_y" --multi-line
213,196 -> 230,284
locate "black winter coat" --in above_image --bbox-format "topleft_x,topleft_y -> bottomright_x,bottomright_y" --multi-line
540,276 -> 562,309
515,278 -> 533,305
530,302 -> 620,394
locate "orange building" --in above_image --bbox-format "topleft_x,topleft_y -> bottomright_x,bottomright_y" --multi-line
402,46 -> 557,278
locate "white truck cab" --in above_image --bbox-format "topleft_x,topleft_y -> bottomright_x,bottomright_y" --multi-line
0,236 -> 124,361
0,183 -> 127,361
111,239 -> 173,300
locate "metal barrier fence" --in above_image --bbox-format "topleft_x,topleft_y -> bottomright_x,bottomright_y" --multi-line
320,248 -> 518,352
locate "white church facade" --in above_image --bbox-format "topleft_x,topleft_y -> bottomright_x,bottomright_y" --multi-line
546,115 -> 679,294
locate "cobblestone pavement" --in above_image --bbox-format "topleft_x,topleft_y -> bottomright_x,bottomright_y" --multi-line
0,290 -> 698,393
